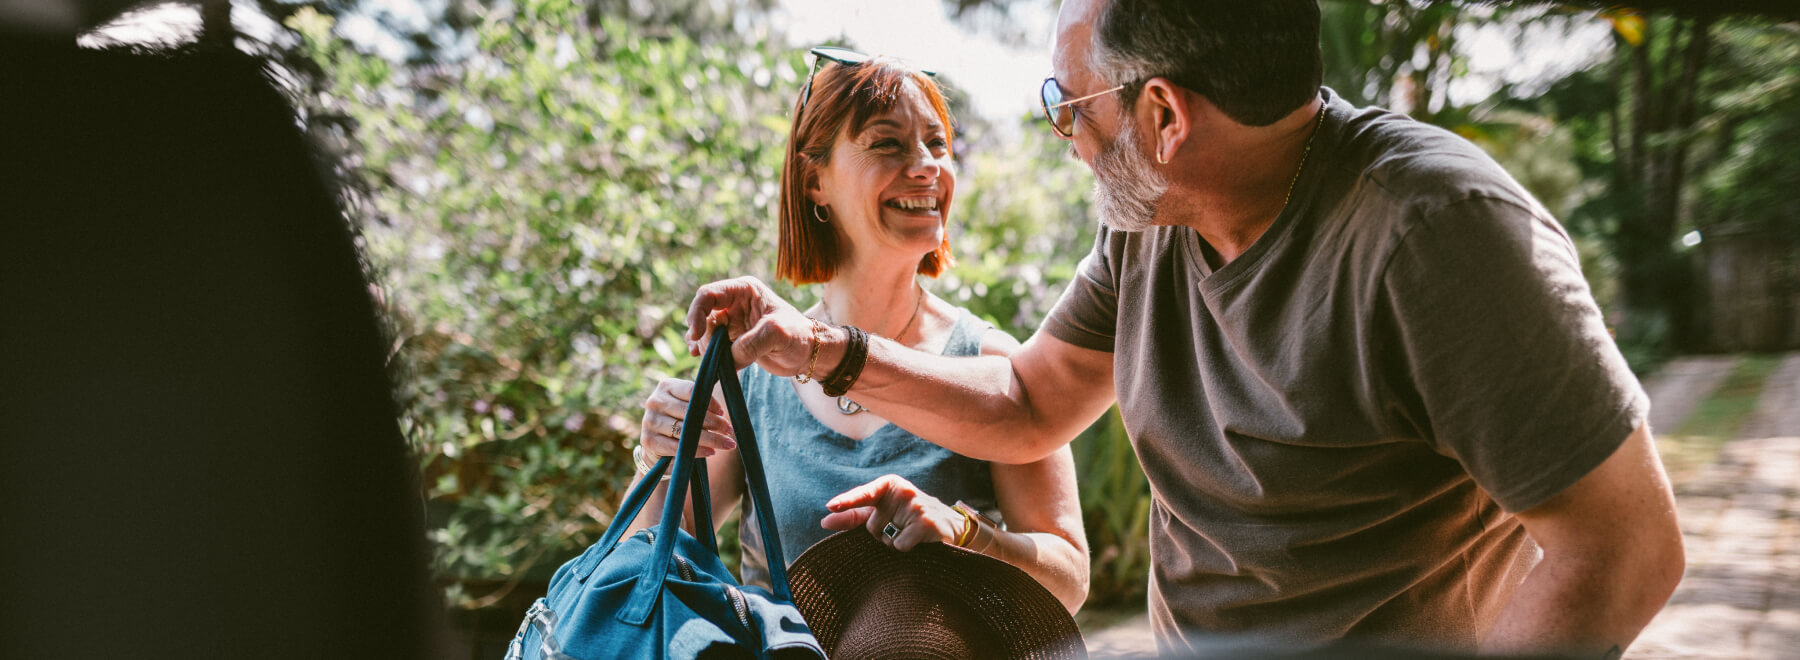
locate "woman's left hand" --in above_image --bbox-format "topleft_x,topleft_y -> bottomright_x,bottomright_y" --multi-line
822,474 -> 964,551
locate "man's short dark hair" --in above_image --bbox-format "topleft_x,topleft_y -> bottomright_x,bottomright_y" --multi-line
1092,0 -> 1323,127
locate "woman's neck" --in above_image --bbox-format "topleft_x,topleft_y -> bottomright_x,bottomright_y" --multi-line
816,258 -> 924,339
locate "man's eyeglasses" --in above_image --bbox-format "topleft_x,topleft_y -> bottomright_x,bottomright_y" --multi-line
799,46 -> 937,112
1040,77 -> 1127,139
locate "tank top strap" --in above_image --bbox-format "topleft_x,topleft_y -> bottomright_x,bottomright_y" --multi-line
941,307 -> 993,358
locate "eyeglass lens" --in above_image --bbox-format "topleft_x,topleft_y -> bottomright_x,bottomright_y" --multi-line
1040,79 -> 1075,138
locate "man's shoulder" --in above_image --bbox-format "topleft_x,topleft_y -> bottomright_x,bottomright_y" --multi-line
1330,102 -> 1539,220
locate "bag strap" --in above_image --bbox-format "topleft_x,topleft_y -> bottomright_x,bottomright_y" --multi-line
617,332 -> 722,625
617,330 -> 799,624
689,455 -> 718,555
576,334 -> 715,583
715,363 -> 795,601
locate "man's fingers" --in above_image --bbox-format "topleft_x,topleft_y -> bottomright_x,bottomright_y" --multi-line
686,281 -> 743,343
732,319 -> 774,369
687,276 -> 767,352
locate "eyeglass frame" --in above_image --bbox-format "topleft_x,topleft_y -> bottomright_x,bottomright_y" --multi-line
1039,77 -> 1131,140
799,46 -> 938,113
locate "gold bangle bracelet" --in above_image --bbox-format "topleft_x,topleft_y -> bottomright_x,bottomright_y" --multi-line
793,318 -> 824,383
952,503 -> 979,547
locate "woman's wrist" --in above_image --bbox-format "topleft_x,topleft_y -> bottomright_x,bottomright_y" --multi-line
802,322 -> 852,390
951,501 -> 998,554
632,444 -> 670,481
819,323 -> 868,397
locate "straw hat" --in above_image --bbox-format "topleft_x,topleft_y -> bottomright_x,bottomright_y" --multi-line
786,530 -> 1086,659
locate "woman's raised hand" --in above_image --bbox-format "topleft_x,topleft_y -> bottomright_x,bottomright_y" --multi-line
638,378 -> 736,464
822,474 -> 966,552
685,276 -> 817,375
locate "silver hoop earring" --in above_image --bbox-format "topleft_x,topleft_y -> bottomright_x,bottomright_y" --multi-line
813,205 -> 829,223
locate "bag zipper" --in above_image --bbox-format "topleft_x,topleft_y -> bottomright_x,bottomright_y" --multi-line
650,529 -> 746,632
725,585 -> 751,629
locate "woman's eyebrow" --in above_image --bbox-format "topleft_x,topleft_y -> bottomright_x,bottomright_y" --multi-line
861,118 -> 944,134
862,118 -> 905,133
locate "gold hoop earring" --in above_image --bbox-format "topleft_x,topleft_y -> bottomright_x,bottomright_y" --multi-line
813,205 -> 829,223
1156,148 -> 1168,165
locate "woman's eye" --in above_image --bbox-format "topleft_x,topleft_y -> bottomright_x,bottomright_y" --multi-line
872,139 -> 900,149
928,138 -> 948,149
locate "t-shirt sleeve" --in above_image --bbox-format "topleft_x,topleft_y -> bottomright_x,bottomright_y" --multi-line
1378,196 -> 1649,513
1042,227 -> 1120,352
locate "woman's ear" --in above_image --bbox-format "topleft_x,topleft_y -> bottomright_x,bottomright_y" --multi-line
805,166 -> 829,208
1140,78 -> 1191,165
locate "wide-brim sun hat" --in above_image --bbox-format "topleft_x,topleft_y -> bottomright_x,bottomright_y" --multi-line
786,530 -> 1087,659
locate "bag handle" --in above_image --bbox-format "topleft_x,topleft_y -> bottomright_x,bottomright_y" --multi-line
574,336 -> 717,584
716,361 -> 795,600
614,330 -> 797,624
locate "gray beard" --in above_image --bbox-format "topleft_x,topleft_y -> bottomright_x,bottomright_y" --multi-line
1090,118 -> 1168,233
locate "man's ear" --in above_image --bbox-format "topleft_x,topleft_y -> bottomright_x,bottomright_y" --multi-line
1140,78 -> 1190,165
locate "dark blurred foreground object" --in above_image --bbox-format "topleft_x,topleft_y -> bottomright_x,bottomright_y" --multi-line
788,530 -> 1086,659
0,30 -> 438,660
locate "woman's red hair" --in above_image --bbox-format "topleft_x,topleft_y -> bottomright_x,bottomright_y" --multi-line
776,56 -> 956,285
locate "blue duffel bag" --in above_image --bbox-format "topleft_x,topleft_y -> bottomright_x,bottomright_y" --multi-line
505,331 -> 825,660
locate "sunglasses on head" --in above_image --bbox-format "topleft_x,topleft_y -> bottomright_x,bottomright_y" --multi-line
799,46 -> 938,112
1039,77 -> 1128,140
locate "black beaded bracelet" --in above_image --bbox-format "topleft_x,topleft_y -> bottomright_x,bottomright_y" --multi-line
820,324 -> 868,397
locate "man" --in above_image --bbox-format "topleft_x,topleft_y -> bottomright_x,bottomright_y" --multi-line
683,0 -> 1683,655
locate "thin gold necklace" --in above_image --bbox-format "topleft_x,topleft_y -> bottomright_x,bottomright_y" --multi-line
816,282 -> 923,415
1282,102 -> 1328,211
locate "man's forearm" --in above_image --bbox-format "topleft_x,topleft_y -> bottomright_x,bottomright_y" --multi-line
1483,425 -> 1685,657
1480,545 -> 1683,657
821,327 -> 1061,463
685,276 -> 1112,463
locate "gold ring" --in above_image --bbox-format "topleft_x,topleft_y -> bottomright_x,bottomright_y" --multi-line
670,418 -> 683,438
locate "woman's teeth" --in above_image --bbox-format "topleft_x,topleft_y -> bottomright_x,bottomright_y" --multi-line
887,197 -> 937,211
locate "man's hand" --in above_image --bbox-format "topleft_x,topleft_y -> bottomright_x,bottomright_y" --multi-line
684,276 -> 825,375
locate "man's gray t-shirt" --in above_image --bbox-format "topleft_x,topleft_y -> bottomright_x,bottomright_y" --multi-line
1042,88 -> 1648,652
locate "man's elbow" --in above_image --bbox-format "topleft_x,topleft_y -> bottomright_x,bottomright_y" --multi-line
1598,513 -> 1686,617
1643,523 -> 1686,607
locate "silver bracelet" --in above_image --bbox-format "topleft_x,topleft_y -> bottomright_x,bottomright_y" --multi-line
632,445 -> 670,481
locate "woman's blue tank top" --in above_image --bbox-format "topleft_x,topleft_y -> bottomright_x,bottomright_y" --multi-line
735,307 -> 1000,589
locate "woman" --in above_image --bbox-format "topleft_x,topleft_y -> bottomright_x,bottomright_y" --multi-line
622,49 -> 1089,612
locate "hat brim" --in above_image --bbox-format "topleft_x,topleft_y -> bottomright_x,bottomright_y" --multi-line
787,530 -> 1086,659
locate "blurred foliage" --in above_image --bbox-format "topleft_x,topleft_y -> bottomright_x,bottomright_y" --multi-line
946,117 -> 1097,336
299,0 -> 802,607
1690,21 -> 1800,238
1523,14 -> 1800,361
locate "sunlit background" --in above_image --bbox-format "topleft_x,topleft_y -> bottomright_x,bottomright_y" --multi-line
72,1 -> 1800,657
